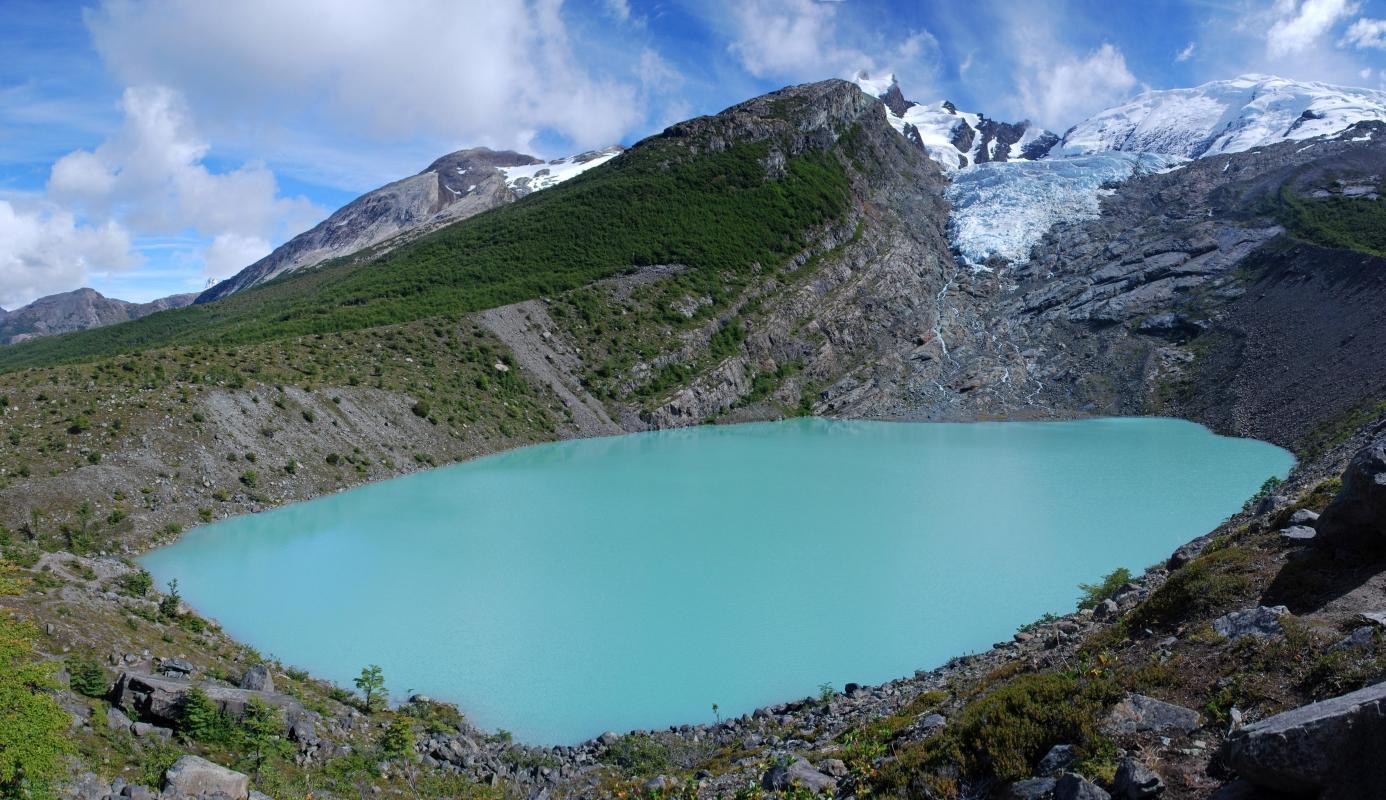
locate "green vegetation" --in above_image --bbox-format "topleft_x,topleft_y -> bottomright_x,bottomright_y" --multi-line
1076,566 -> 1132,611
354,665 -> 386,712
1272,182 -> 1386,256
1128,543 -> 1258,630
598,733 -> 671,777
66,655 -> 109,697
874,668 -> 1120,792
379,720 -> 416,761
1244,475 -> 1284,511
0,139 -> 849,373
116,569 -> 153,597
158,579 -> 182,619
0,564 -> 73,799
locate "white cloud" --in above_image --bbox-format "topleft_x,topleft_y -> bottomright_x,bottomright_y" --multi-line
1176,42 -> 1196,62
0,200 -> 138,309
49,87 -> 323,241
1267,0 -> 1359,57
724,0 -> 937,87
602,0 -> 631,22
1342,17 -> 1386,49
1013,43 -> 1139,129
84,0 -> 647,156
201,233 -> 271,283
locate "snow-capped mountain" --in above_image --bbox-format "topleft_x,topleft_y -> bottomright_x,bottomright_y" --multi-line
500,146 -> 622,193
1058,74 -> 1386,159
854,72 -> 1058,170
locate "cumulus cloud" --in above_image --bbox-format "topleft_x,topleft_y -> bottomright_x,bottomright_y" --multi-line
1342,17 -> 1386,49
0,200 -> 138,309
1,84 -> 324,308
84,0 -> 647,155
1266,0 -> 1359,57
48,86 -> 322,240
724,0 -> 937,86
1013,43 -> 1139,129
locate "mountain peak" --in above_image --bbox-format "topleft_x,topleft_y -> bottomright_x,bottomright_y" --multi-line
852,73 -> 1058,170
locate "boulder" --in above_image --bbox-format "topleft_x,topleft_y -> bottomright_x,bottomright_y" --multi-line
1008,777 -> 1057,799
1094,598 -> 1121,620
762,758 -> 837,794
1106,693 -> 1201,735
1289,509 -> 1320,526
1329,626 -> 1376,653
120,785 -> 157,800
159,658 -> 195,677
1212,606 -> 1288,641
1037,744 -> 1077,777
105,706 -> 133,731
239,664 -> 273,692
1279,526 -> 1316,543
114,671 -> 298,726
1111,758 -> 1163,798
162,755 -> 249,799
1314,432 -> 1386,552
819,758 -> 848,778
1054,773 -> 1111,800
1359,610 -> 1386,627
1223,679 -> 1386,798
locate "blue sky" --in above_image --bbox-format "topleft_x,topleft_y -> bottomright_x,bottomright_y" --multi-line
2,0 -> 1385,308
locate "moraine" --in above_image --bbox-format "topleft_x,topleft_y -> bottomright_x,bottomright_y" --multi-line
141,417 -> 1292,744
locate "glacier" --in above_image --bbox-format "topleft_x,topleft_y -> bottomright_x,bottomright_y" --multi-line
946,152 -> 1185,268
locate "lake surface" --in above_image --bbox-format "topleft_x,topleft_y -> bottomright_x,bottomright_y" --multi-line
141,417 -> 1293,744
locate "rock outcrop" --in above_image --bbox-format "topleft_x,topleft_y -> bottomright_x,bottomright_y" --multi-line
1314,431 -> 1386,552
1223,679 -> 1386,798
162,756 -> 249,800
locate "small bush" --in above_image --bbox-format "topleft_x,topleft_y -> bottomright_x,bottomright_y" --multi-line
1077,567 -> 1133,610
67,655 -> 109,697
117,569 -> 153,597
411,401 -> 431,418
380,720 -> 416,761
599,733 -> 671,776
239,470 -> 258,488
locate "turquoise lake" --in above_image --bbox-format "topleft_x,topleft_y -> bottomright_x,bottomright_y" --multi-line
140,417 -> 1293,744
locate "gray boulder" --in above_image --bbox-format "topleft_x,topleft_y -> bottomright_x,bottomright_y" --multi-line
1212,606 -> 1288,641
1224,679 -> 1386,798
1314,432 -> 1386,552
1289,509 -> 1320,526
1279,525 -> 1316,542
1008,777 -> 1057,799
114,671 -> 297,726
1329,626 -> 1376,653
1037,744 -> 1077,777
1054,773 -> 1110,800
1094,598 -> 1121,620
120,785 -> 157,800
239,664 -> 274,692
105,706 -> 133,731
1106,693 -> 1201,735
762,758 -> 837,794
162,755 -> 249,799
1112,758 -> 1163,798
159,658 -> 194,677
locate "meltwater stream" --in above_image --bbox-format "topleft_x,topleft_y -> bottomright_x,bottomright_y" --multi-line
141,418 -> 1293,743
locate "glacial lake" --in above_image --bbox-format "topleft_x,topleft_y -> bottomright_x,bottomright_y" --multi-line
141,417 -> 1293,744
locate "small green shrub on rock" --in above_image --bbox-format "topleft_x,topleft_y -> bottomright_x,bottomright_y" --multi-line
599,733 -> 670,777
1077,567 -> 1132,610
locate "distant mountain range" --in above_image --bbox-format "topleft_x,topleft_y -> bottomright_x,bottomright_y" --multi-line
0,287 -> 196,345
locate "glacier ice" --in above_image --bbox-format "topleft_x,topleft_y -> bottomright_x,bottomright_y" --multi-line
946,152 -> 1185,267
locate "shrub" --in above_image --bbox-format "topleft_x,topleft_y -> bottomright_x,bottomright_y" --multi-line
118,570 -> 154,599
1077,567 -> 1133,610
411,401 -> 431,418
0,590 -> 72,797
1129,546 -> 1257,630
178,687 -> 231,743
239,470 -> 258,488
599,733 -> 670,777
66,655 -> 109,697
380,720 -> 416,761
158,579 -> 182,619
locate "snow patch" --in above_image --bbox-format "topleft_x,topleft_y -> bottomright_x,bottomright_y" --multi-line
501,147 -> 621,193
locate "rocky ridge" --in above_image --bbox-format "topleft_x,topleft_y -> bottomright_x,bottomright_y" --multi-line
0,288 -> 197,345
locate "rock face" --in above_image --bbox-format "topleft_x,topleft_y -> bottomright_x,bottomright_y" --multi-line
239,664 -> 273,692
162,755 -> 249,799
0,288 -> 196,344
1314,432 -> 1386,551
1223,679 -> 1386,798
